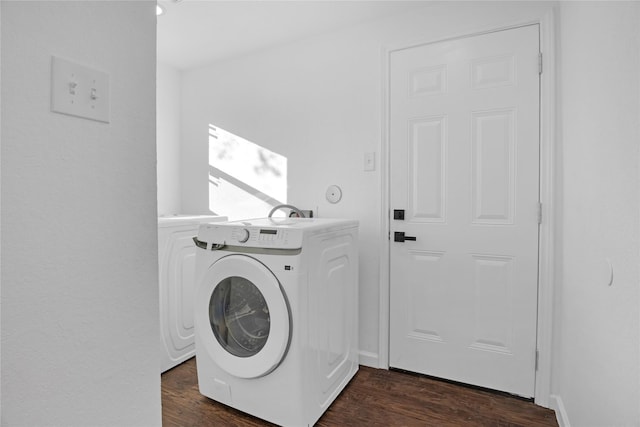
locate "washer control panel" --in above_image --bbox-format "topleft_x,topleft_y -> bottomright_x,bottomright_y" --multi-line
199,222 -> 304,249
231,227 -> 296,247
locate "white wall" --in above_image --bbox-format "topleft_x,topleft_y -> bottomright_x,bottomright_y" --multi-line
554,2 -> 640,426
179,1 -> 555,367
157,62 -> 182,215
1,2 -> 161,426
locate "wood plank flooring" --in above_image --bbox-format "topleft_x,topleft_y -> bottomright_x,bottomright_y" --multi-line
162,358 -> 558,427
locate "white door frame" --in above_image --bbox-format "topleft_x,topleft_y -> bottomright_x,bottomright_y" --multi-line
378,10 -> 557,408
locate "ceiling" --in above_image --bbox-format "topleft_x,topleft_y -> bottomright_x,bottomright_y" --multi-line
156,0 -> 428,70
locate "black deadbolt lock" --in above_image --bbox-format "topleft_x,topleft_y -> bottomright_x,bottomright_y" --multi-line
393,209 -> 405,220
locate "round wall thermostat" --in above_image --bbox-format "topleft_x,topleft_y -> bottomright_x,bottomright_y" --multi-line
325,185 -> 342,204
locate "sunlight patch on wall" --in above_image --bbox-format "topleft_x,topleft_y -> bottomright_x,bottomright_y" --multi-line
209,124 -> 287,220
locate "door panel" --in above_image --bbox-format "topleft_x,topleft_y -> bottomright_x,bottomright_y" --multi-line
409,116 -> 447,222
472,109 -> 515,224
389,25 -> 540,397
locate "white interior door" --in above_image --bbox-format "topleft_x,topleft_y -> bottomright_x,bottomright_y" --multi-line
389,25 -> 540,398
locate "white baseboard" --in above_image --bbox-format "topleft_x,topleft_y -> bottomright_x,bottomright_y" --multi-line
549,394 -> 570,427
358,350 -> 379,368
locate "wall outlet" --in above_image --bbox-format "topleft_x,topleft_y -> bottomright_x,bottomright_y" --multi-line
289,209 -> 313,218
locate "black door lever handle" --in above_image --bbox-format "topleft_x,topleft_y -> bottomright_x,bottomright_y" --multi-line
394,232 -> 417,242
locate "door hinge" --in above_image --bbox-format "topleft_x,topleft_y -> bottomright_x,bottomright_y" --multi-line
535,350 -> 539,371
538,52 -> 543,75
537,202 -> 543,224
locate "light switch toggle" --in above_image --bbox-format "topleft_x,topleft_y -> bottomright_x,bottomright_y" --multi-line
69,81 -> 78,95
90,88 -> 98,100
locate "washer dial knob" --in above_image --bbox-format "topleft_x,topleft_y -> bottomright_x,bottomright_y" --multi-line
237,228 -> 250,243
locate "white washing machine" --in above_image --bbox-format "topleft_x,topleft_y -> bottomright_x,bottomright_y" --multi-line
158,214 -> 227,372
193,217 -> 359,426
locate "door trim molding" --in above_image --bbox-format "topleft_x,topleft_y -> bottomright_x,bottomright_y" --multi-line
533,8 -> 557,408
378,9 -> 557,408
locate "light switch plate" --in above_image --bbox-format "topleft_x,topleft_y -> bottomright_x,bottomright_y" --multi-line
364,152 -> 376,171
51,56 -> 110,123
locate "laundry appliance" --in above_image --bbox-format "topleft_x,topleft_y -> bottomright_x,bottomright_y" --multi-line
158,214 -> 227,372
193,217 -> 359,426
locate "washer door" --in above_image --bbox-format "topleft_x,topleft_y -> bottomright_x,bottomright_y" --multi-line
195,254 -> 291,378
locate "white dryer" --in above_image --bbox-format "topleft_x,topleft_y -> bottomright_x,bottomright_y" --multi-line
158,214 -> 227,372
193,217 -> 359,426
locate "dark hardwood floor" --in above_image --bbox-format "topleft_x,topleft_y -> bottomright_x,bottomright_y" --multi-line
162,358 -> 558,427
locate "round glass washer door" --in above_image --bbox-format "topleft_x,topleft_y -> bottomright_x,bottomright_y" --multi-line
195,254 -> 291,379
